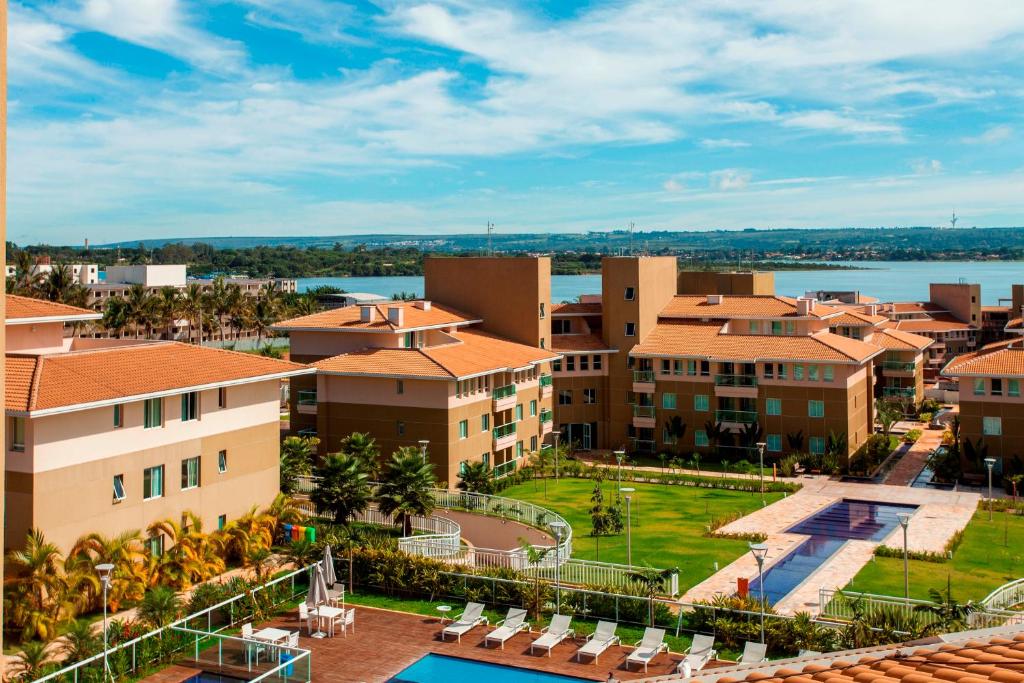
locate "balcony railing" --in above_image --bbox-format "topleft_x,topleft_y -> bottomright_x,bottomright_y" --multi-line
540,409 -> 553,423
630,438 -> 656,453
539,374 -> 553,388
883,386 -> 916,398
493,422 -> 517,439
493,384 -> 517,400
296,390 -> 318,406
714,374 -> 758,387
492,459 -> 517,479
716,409 -> 758,423
633,405 -> 656,418
633,370 -> 656,383
883,361 -> 916,372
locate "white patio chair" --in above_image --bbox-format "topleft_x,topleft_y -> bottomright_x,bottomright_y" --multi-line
626,627 -> 668,672
485,608 -> 530,649
738,641 -> 768,664
677,634 -> 717,675
440,602 -> 488,643
530,614 -> 574,656
575,621 -> 620,664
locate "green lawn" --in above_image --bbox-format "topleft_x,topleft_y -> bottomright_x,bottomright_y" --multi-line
500,478 -> 784,594
845,509 -> 1024,602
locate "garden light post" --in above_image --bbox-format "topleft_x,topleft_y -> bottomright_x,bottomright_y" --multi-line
985,457 -> 997,520
550,520 -> 567,614
554,431 -> 561,481
897,512 -> 911,601
418,439 -> 429,465
96,562 -> 115,682
756,441 -> 767,507
749,543 -> 768,644
621,487 -> 635,568
614,449 -> 625,491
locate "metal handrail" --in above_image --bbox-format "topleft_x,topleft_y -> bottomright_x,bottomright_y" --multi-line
633,370 -> 656,382
493,384 -> 516,399
882,361 -> 916,372
715,374 -> 758,387
296,390 -> 317,406
716,409 -> 758,423
982,577 -> 1024,610
493,422 -> 517,439
633,405 -> 656,418
540,409 -> 553,423
539,374 -> 553,387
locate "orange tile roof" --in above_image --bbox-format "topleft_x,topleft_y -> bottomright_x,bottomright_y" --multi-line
314,328 -> 559,380
892,317 -> 974,332
831,310 -> 888,326
5,294 -> 101,323
942,338 -> 1024,377
551,333 -> 616,353
630,321 -> 880,363
552,302 -> 602,316
659,295 -> 839,320
887,302 -> 947,314
6,342 -> 312,414
871,328 -> 935,351
1005,317 -> 1023,331
273,301 -> 478,332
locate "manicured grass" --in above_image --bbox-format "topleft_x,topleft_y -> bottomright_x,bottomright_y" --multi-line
500,478 -> 784,594
845,509 -> 1024,602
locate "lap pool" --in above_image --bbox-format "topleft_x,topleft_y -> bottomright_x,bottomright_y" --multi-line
749,499 -> 917,605
389,654 -> 590,682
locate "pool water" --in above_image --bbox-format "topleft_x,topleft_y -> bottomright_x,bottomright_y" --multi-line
389,654 -> 590,682
749,499 -> 917,605
184,674 -> 250,683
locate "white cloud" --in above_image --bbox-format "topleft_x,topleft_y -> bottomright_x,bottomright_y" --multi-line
962,124 -> 1013,144
662,178 -> 685,192
700,138 -> 750,149
240,0 -> 364,45
782,110 -> 903,138
911,159 -> 944,175
7,3 -> 119,87
710,169 -> 751,191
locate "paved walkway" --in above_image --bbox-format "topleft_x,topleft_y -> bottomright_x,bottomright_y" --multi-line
883,429 -> 944,486
435,508 -> 553,550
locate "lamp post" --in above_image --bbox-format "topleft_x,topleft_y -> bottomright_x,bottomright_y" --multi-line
418,439 -> 430,465
756,441 -> 767,507
621,487 -> 635,568
985,457 -> 997,521
96,562 -> 115,682
554,431 -> 561,482
749,543 -> 768,644
550,521 -> 568,614
614,449 -> 625,491
897,512 -> 911,601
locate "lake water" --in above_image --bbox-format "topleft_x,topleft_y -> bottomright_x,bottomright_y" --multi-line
298,260 -> 1024,305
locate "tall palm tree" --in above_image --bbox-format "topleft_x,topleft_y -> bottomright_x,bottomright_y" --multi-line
124,284 -> 153,338
312,453 -> 372,525
664,415 -> 687,459
208,276 -> 230,341
180,283 -> 207,343
627,564 -> 677,626
517,539 -> 554,619
456,460 -> 494,494
101,297 -> 131,338
281,435 -> 318,494
290,292 -> 319,317
155,286 -> 181,340
10,250 -> 43,295
225,283 -> 247,339
68,529 -> 147,612
147,513 -> 225,589
252,297 -> 276,346
40,265 -> 85,305
339,431 -> 381,475
376,448 -> 437,536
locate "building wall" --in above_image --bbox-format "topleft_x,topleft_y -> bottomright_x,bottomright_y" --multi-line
5,321 -> 65,353
958,396 -> 1024,464
677,271 -> 776,296
105,265 -> 187,287
930,283 -> 981,327
424,257 -> 551,349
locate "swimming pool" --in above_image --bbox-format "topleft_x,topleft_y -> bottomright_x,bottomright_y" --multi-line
389,654 -> 591,682
749,499 -> 917,604
183,673 -> 249,683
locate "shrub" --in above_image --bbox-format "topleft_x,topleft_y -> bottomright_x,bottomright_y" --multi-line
904,429 -> 923,444
778,455 -> 801,478
849,434 -> 895,475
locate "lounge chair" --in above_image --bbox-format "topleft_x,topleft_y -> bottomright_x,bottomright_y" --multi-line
626,627 -> 669,672
298,603 -> 311,635
440,602 -> 488,643
738,641 -> 768,664
485,608 -> 530,649
798,649 -> 821,657
530,614 -> 574,656
677,634 -> 717,675
575,621 -> 620,664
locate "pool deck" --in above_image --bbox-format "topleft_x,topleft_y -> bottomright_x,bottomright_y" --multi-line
180,605 -> 729,683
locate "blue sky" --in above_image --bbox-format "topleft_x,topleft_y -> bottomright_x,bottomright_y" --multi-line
8,0 -> 1024,244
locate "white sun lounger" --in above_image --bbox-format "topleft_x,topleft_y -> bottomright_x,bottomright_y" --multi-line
677,634 -> 717,675
575,621 -> 620,664
484,608 -> 530,649
627,627 -> 669,672
738,641 -> 768,664
530,614 -> 574,656
440,602 -> 488,643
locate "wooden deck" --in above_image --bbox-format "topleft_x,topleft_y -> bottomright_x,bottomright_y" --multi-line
240,605 -> 724,682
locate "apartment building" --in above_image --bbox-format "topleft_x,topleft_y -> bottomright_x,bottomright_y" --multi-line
275,257 -> 558,484
941,338 -> 1024,469
4,294 -> 312,552
5,257 -> 99,284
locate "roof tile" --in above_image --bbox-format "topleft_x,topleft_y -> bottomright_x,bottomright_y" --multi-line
274,301 -> 477,332
660,295 -> 839,320
5,294 -> 99,322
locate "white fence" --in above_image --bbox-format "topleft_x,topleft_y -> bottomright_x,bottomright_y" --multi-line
982,578 -> 1024,611
819,588 -> 1024,629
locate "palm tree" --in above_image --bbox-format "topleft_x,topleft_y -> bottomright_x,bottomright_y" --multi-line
137,586 -> 182,629
517,538 -> 555,619
10,250 -> 44,295
311,453 -> 372,525
457,460 -> 494,494
154,286 -> 180,340
339,431 -> 381,475
262,492 -> 307,528
208,276 -> 230,341
4,529 -> 72,641
40,265 -> 87,306
627,564 -> 676,626
703,419 -> 728,457
180,283 -> 206,343
147,513 -> 225,589
101,297 -> 131,338
875,399 -> 901,439
252,297 -> 277,346
281,435 -> 319,494
220,507 -> 274,564
125,284 -> 153,338
8,641 -> 55,680
68,529 -> 147,612
664,415 -> 687,459
291,292 -> 320,317
61,618 -> 101,663
915,581 -> 976,631
376,448 -> 437,536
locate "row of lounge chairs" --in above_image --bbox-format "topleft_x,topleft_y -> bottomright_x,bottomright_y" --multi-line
439,602 -> 770,674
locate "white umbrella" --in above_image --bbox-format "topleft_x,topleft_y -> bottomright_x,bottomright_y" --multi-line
321,545 -> 337,587
305,564 -> 330,638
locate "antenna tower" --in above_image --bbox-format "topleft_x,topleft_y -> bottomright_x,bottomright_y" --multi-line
487,221 -> 494,255
950,211 -> 958,229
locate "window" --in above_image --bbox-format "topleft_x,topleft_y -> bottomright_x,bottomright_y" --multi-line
397,380 -> 404,395
673,360 -> 683,375
700,360 -> 710,377
695,431 -> 709,447
113,404 -> 123,428
808,400 -> 825,418
559,390 -> 573,405
218,450 -> 228,473
593,355 -> 602,370
403,332 -> 414,348
662,393 -> 677,410
516,441 -> 524,458
808,365 -> 819,381
481,414 -> 490,431
113,474 -> 126,502
766,434 -> 782,452
992,378 -> 1003,396
786,321 -> 796,335
1010,379 -> 1020,397
181,392 -> 199,421
143,465 -> 164,500
763,363 -> 773,379
553,319 -> 570,334
687,360 -> 697,376
580,355 -> 589,371
771,321 -> 782,335
539,302 -> 545,319
530,400 -> 537,416
983,416 -> 1002,436
515,404 -> 523,421
146,535 -> 165,557
824,366 -> 834,382
218,515 -> 227,530
482,452 -> 490,468
218,387 -> 227,408
765,398 -> 782,416
553,358 -> 562,372
778,364 -> 787,379
624,287 -> 635,300
144,398 -> 162,429
694,394 -> 709,411
9,417 -> 25,452
974,379 -> 986,395
396,421 -> 405,436
566,356 -> 576,372
661,359 -> 671,374
749,321 -> 759,334
459,420 -> 469,439
624,322 -> 636,337
181,456 -> 201,490
584,388 -> 598,404
663,428 -> 677,445
530,435 -> 538,451
809,436 -> 826,454
793,365 -> 804,381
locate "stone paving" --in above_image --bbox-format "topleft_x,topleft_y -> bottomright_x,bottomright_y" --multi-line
883,429 -> 945,486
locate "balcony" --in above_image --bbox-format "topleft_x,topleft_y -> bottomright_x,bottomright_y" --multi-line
632,404 -> 656,429
492,459 -> 517,479
883,386 -> 916,400
714,374 -> 759,398
539,373 -> 553,398
630,438 -> 656,454
715,409 -> 758,428
882,360 -> 916,374
493,384 -> 517,411
632,369 -> 656,394
493,422 -> 518,451
296,390 -> 317,414
540,408 -> 553,434
540,408 -> 553,423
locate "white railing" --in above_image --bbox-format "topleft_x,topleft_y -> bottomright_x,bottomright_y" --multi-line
819,588 -> 1024,628
982,578 -> 1024,611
